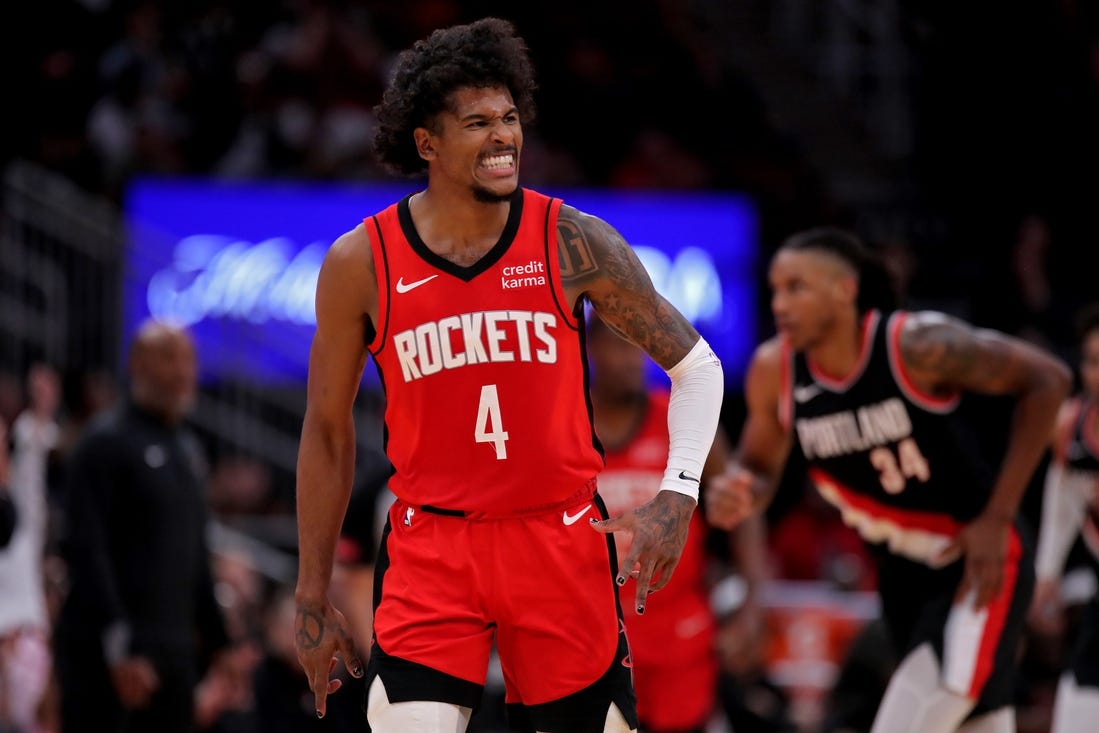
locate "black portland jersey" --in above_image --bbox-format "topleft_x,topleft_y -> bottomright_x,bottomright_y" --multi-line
782,310 -> 996,566
1061,397 -> 1099,560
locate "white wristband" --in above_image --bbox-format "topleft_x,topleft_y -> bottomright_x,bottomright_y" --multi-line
659,337 -> 724,503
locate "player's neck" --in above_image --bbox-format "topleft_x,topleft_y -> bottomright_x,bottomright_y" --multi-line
410,186 -> 513,259
807,310 -> 864,381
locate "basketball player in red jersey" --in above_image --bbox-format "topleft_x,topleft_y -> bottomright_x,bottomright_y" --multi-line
1029,303 -> 1099,733
292,18 -> 724,733
706,227 -> 1070,733
587,314 -> 768,733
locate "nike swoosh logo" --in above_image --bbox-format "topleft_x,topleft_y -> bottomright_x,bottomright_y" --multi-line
395,274 -> 439,293
562,504 -> 592,525
793,384 -> 822,403
678,471 -> 700,483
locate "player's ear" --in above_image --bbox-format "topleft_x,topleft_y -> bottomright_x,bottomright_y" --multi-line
837,272 -> 858,307
414,128 -> 436,161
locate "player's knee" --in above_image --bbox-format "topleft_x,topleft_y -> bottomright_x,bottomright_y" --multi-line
366,677 -> 473,733
602,702 -> 636,732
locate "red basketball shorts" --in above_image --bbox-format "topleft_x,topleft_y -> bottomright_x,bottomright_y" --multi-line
373,493 -> 625,705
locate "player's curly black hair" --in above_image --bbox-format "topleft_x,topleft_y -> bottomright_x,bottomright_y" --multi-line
372,17 -> 538,177
779,226 -> 900,314
1075,302 -> 1099,343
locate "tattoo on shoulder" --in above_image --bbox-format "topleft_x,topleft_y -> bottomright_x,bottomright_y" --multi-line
556,210 -> 647,289
900,317 -> 977,376
556,214 -> 598,281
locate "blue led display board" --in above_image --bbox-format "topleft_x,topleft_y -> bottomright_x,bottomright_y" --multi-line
124,178 -> 757,387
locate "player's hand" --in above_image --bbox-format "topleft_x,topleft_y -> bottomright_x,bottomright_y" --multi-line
705,466 -> 756,531
1028,578 -> 1064,636
590,490 -> 695,615
935,511 -> 1011,609
109,655 -> 160,709
294,598 -> 364,718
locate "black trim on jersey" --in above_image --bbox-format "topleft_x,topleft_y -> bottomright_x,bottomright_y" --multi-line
367,215 -> 391,354
397,188 -> 524,282
542,196 -> 578,330
371,360 -> 396,483
578,305 -> 606,461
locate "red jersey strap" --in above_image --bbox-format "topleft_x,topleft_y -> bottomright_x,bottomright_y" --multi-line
778,336 -> 793,431
541,196 -> 578,328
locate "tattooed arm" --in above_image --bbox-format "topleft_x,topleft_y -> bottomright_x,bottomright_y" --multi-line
899,311 -> 1071,607
558,205 -> 724,612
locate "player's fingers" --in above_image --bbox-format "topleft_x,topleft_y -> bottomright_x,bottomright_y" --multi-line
616,545 -> 643,587
338,627 -> 365,678
648,558 -> 678,593
974,568 -> 1003,609
589,513 -> 629,534
311,661 -> 332,718
934,538 -> 963,566
633,561 -> 656,615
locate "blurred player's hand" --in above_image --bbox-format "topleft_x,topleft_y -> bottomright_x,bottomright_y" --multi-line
705,467 -> 756,531
109,656 -> 160,709
591,490 -> 695,615
1028,578 -> 1065,636
294,599 -> 363,718
936,511 -> 1011,610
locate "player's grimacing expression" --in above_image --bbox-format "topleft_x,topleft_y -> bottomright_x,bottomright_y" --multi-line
769,248 -> 858,351
416,85 -> 522,203
1081,329 -> 1099,397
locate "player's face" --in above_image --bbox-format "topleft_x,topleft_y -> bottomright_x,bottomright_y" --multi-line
768,249 -> 853,351
132,328 -> 197,423
1081,329 -> 1099,397
427,85 -> 522,203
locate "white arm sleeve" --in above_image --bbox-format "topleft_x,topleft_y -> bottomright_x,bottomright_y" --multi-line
1035,460 -> 1089,580
658,337 -> 724,502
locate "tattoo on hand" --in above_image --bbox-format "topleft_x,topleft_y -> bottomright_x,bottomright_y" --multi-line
296,608 -> 325,650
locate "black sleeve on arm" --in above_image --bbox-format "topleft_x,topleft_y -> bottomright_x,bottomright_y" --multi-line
62,428 -> 130,634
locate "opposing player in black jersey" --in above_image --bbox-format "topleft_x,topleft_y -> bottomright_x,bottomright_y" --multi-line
707,227 -> 1071,733
1030,303 -> 1099,733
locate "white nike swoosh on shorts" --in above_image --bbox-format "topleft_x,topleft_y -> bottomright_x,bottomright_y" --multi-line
562,504 -> 593,525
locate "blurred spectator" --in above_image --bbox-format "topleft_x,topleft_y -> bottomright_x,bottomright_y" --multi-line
53,320 -> 231,733
0,363 -> 61,733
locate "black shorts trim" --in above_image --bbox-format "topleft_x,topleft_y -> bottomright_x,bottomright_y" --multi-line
364,643 -> 485,717
504,621 -> 638,733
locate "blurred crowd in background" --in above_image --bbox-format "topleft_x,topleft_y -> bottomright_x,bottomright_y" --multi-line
3,1 -> 1099,732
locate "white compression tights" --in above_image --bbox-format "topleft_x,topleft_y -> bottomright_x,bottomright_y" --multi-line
870,643 -> 1013,733
366,677 -> 636,733
1051,673 -> 1099,733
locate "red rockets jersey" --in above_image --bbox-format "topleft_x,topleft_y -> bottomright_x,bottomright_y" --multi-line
598,390 -> 715,667
365,188 -> 604,515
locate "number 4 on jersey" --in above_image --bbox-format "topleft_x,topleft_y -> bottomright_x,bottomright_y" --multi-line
475,384 -> 510,460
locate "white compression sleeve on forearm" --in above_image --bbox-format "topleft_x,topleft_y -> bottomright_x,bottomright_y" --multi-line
659,337 -> 724,502
1035,461 -> 1088,580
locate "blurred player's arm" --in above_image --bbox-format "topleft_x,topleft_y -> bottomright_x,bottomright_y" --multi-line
899,311 -> 1072,607
557,205 -> 724,613
295,225 -> 373,715
707,337 -> 793,531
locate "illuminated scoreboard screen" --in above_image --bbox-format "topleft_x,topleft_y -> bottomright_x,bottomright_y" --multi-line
123,179 -> 758,387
